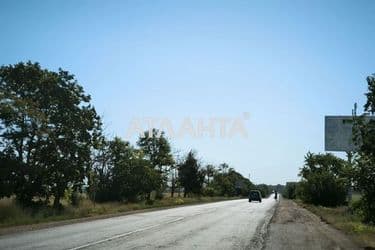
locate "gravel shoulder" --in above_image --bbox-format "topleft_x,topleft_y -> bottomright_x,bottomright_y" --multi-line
264,198 -> 361,250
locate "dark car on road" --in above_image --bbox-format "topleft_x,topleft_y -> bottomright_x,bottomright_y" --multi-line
248,190 -> 262,203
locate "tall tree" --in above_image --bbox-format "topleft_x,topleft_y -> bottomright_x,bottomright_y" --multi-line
178,151 -> 204,197
137,129 -> 174,172
353,74 -> 375,223
204,164 -> 216,185
0,61 -> 101,207
137,129 -> 174,197
170,164 -> 178,198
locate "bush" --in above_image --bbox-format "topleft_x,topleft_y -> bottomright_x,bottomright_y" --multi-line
298,152 -> 349,207
174,198 -> 184,205
350,199 -> 365,218
0,198 -> 27,224
353,155 -> 375,224
358,195 -> 375,225
202,187 -> 216,197
71,191 -> 83,207
298,172 -> 347,206
283,182 -> 298,199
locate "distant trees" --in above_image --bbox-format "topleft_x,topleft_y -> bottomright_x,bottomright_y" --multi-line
0,61 -> 255,209
176,158 -> 254,198
210,167 -> 235,196
298,152 -> 349,207
0,62 -> 101,208
209,164 -> 254,197
254,184 -> 271,198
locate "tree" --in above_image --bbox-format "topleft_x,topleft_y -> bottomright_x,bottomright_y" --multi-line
178,151 -> 205,197
210,164 -> 253,197
298,152 -> 349,207
204,164 -> 216,185
282,182 -> 298,199
0,152 -> 19,198
89,137 -> 161,202
254,184 -> 270,198
352,74 -> 375,223
218,163 -> 229,173
169,163 -> 178,198
110,137 -> 159,202
0,62 -> 101,207
228,169 -> 253,196
364,74 -> 375,114
137,129 -> 174,197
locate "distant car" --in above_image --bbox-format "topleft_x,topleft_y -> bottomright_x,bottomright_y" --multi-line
249,190 -> 262,202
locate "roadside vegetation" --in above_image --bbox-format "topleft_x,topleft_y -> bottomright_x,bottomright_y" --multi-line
282,74 -> 375,249
297,201 -> 375,248
0,195 -> 235,229
0,62 -> 257,228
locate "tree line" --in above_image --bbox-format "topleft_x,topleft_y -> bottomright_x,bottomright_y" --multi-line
0,61 -> 257,209
283,74 -> 375,224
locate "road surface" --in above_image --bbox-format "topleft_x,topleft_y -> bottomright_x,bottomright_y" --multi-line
0,198 -> 277,250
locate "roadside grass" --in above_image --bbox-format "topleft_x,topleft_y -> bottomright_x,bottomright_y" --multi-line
0,196 -> 237,229
351,192 -> 362,202
295,200 -> 375,249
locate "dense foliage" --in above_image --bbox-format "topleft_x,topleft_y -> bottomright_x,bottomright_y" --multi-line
282,182 -> 298,199
0,62 -> 101,208
254,184 -> 271,198
137,129 -> 174,198
298,152 -> 349,207
209,164 -> 254,197
178,151 -> 205,197
89,137 -> 161,202
353,74 -> 375,224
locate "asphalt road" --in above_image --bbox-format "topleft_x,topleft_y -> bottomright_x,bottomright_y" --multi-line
0,198 -> 277,250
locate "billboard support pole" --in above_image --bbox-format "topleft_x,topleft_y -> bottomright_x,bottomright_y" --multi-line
346,150 -> 353,203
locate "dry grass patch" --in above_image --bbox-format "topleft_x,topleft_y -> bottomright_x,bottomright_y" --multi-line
0,196 -> 237,229
296,200 -> 375,249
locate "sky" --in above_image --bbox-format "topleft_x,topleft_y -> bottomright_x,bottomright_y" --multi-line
1,0 -> 374,184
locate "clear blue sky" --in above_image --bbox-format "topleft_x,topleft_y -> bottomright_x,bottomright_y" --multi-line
1,0 -> 374,184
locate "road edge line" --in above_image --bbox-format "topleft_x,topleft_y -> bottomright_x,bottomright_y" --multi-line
248,199 -> 280,250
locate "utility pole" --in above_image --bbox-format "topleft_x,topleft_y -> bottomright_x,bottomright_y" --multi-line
346,102 -> 357,203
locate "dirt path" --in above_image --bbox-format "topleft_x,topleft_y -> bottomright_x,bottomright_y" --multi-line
264,199 -> 361,250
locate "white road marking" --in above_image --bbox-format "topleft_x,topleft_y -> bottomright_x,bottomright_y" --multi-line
67,217 -> 184,250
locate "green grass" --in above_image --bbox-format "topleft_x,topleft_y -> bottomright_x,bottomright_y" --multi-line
0,196 -> 237,229
296,200 -> 375,249
351,193 -> 362,202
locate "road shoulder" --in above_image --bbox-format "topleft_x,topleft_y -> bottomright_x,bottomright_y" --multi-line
0,198 -> 239,237
263,198 -> 361,250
